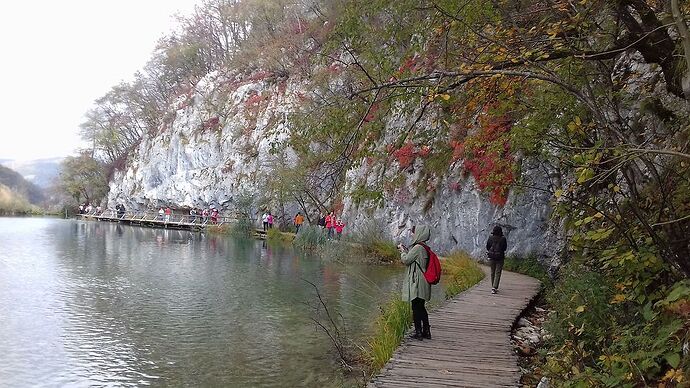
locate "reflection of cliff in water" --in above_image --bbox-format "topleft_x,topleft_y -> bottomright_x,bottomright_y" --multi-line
18,218 -> 403,386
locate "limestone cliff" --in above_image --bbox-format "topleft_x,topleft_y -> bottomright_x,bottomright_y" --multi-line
106,68 -> 559,262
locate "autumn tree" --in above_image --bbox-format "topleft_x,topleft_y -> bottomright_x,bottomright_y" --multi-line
58,153 -> 109,205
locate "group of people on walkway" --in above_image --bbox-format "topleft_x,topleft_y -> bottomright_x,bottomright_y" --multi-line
316,211 -> 346,239
78,203 -> 102,215
261,212 -> 275,231
157,206 -> 220,224
399,224 -> 507,341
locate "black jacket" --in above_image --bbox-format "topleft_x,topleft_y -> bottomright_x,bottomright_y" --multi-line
486,235 -> 507,260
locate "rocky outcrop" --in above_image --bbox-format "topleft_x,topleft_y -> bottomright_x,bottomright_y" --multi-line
107,70 -> 560,263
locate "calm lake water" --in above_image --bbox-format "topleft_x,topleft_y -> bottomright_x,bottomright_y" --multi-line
0,217 -> 404,387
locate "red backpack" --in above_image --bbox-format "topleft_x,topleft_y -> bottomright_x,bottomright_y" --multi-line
417,243 -> 442,285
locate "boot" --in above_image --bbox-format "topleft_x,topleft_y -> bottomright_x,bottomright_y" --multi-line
422,324 -> 431,340
410,319 -> 423,340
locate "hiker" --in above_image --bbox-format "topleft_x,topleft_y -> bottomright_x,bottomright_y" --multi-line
294,212 -> 304,233
267,212 -> 274,229
158,207 -> 164,220
317,213 -> 326,230
399,225 -> 433,340
189,208 -> 197,223
202,208 -> 209,223
262,212 -> 269,231
210,208 -> 219,224
486,225 -> 508,294
164,207 -> 172,223
335,218 -> 345,240
116,204 -> 126,218
325,211 -> 335,239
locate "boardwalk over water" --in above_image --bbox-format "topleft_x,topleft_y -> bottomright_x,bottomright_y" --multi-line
369,267 -> 541,388
78,210 -> 268,237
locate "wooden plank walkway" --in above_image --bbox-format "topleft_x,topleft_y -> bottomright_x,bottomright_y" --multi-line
77,211 -> 269,238
369,266 -> 541,388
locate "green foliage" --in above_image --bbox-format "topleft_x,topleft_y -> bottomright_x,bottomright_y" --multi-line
266,227 -> 294,243
364,297 -> 412,371
349,221 -> 399,263
503,256 -> 551,288
366,240 -> 400,264
58,154 -> 109,205
293,225 -> 327,249
542,263 -> 689,387
442,252 -> 485,299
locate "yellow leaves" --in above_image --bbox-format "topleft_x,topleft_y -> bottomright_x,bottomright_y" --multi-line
428,93 -> 451,102
554,188 -> 563,199
611,294 -> 627,304
662,368 -> 684,383
576,167 -> 594,183
575,305 -> 586,313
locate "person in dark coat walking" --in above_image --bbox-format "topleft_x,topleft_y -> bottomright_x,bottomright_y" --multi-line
486,225 -> 508,294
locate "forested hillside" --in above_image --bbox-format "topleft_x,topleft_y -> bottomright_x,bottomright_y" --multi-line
60,0 -> 690,384
0,165 -> 45,205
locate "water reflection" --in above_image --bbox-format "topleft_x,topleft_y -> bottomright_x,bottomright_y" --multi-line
0,218 -> 402,387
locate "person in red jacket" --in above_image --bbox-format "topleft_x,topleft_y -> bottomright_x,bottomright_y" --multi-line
334,218 -> 345,240
325,211 -> 335,239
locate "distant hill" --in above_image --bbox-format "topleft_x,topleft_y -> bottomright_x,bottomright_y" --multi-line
0,157 -> 62,188
0,165 -> 45,205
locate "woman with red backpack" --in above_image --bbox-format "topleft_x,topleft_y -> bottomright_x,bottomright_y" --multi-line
399,225 -> 434,340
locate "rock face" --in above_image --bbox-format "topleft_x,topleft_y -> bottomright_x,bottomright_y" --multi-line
107,70 -> 560,263
108,71 -> 295,216
342,156 -> 559,259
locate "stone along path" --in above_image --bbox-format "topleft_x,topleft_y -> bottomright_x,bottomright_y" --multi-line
368,267 -> 541,388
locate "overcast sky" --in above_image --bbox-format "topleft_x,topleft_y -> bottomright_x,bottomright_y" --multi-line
0,0 -> 200,161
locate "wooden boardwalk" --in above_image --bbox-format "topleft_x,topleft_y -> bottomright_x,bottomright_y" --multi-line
78,210 -> 269,238
369,267 -> 541,388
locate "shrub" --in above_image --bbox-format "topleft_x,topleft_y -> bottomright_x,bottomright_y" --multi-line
541,263 -> 689,386
230,217 -> 254,237
293,225 -> 327,249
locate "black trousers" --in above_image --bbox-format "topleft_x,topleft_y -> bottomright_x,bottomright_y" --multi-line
411,297 -> 429,333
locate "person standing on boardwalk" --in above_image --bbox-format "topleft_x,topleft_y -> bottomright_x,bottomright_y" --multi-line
334,218 -> 345,240
267,212 -> 274,229
325,211 -> 335,239
164,207 -> 172,223
261,212 -> 269,231
294,212 -> 304,233
399,225 -> 432,340
486,225 -> 508,294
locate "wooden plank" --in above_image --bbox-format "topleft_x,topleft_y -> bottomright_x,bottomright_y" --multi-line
369,267 -> 540,388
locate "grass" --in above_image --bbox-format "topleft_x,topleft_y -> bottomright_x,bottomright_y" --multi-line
293,225 -> 327,249
266,227 -> 294,243
365,298 -> 412,371
502,256 -> 551,288
364,251 -> 484,375
361,239 -> 400,263
442,251 -> 486,299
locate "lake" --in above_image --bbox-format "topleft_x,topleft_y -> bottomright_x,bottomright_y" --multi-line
0,218 -> 404,387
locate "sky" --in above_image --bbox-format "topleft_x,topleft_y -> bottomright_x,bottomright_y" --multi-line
0,0 -> 200,162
